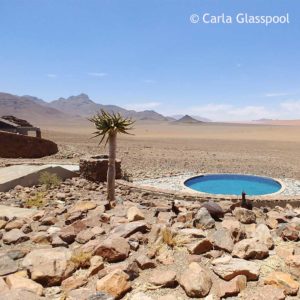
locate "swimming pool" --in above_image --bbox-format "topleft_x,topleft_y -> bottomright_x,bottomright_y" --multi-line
184,174 -> 282,196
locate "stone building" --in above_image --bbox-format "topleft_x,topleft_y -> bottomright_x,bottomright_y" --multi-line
0,116 -> 41,138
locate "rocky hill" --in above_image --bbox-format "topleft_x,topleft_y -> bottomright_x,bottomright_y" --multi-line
174,115 -> 204,124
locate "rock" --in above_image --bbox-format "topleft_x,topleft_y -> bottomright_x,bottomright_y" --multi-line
82,257 -> 101,277
0,289 -> 43,300
201,201 -> 224,219
179,262 -> 212,298
266,216 -> 278,229
76,229 -> 95,244
156,249 -> 175,265
264,271 -> 299,295
233,207 -> 256,224
217,275 -> 247,297
177,211 -> 194,223
6,273 -> 43,295
254,223 -> 274,249
59,220 -> 86,244
31,232 -> 51,244
221,219 -> 246,242
88,292 -> 114,300
131,292 -> 154,300
278,224 -> 299,241
157,296 -> 177,300
0,254 -> 18,276
276,245 -> 294,258
238,285 -> 285,300
127,206 -> 145,222
149,270 -> 177,287
0,219 -> 7,229
212,256 -> 260,280
3,228 -> 29,244
178,228 -> 206,238
56,192 -> 66,200
62,275 -> 88,292
96,269 -> 131,298
193,207 -> 215,229
67,288 -> 95,300
69,201 -> 97,214
5,218 -> 25,230
22,247 -> 75,286
232,238 -> 269,259
40,216 -> 57,226
52,235 -> 68,247
187,238 -> 213,255
208,228 -> 234,253
285,255 -> 300,277
110,221 -> 149,238
0,277 -> 9,292
135,254 -> 156,270
95,235 -> 130,262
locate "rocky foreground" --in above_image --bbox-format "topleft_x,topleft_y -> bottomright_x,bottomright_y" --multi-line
0,178 -> 300,299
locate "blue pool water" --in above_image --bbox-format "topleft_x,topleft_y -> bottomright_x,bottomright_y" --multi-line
184,174 -> 282,196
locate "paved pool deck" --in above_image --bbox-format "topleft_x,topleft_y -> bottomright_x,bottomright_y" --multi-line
134,174 -> 300,197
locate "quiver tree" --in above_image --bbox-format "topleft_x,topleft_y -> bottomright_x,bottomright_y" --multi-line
89,110 -> 134,207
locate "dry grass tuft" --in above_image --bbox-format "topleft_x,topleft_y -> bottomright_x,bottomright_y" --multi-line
70,251 -> 92,268
25,192 -> 46,208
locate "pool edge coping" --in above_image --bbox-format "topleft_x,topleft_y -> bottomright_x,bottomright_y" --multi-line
181,173 -> 286,197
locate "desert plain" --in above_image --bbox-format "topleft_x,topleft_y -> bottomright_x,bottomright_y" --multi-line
2,120 -> 300,180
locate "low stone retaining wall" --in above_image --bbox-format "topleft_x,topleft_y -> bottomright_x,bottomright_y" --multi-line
80,155 -> 121,182
0,131 -> 58,158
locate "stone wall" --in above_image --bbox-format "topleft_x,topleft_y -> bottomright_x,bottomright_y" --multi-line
0,131 -> 58,158
80,155 -> 122,182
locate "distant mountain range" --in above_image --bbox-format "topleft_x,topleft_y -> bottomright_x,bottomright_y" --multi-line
0,92 -> 172,125
0,92 -> 213,126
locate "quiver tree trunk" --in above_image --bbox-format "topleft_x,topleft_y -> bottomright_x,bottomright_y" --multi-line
107,132 -> 117,203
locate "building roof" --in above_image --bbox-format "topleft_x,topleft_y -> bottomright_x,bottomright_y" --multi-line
0,118 -> 18,128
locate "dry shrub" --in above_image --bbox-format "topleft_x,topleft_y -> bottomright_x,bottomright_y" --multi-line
39,171 -> 61,189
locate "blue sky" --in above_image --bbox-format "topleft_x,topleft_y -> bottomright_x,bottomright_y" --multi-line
1,0 -> 300,121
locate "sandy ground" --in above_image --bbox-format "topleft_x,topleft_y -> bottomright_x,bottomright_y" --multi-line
1,120 -> 300,180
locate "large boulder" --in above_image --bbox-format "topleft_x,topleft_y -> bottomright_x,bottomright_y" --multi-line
233,207 -> 256,224
264,271 -> 299,296
201,201 -> 224,219
0,254 -> 18,276
96,269 -> 131,298
212,256 -> 260,281
193,207 -> 215,230
238,285 -> 285,300
179,262 -> 212,298
3,228 -> 29,245
95,236 -> 130,262
149,270 -> 177,288
6,274 -> 43,296
208,228 -> 234,253
232,238 -> 269,259
22,247 -> 75,286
